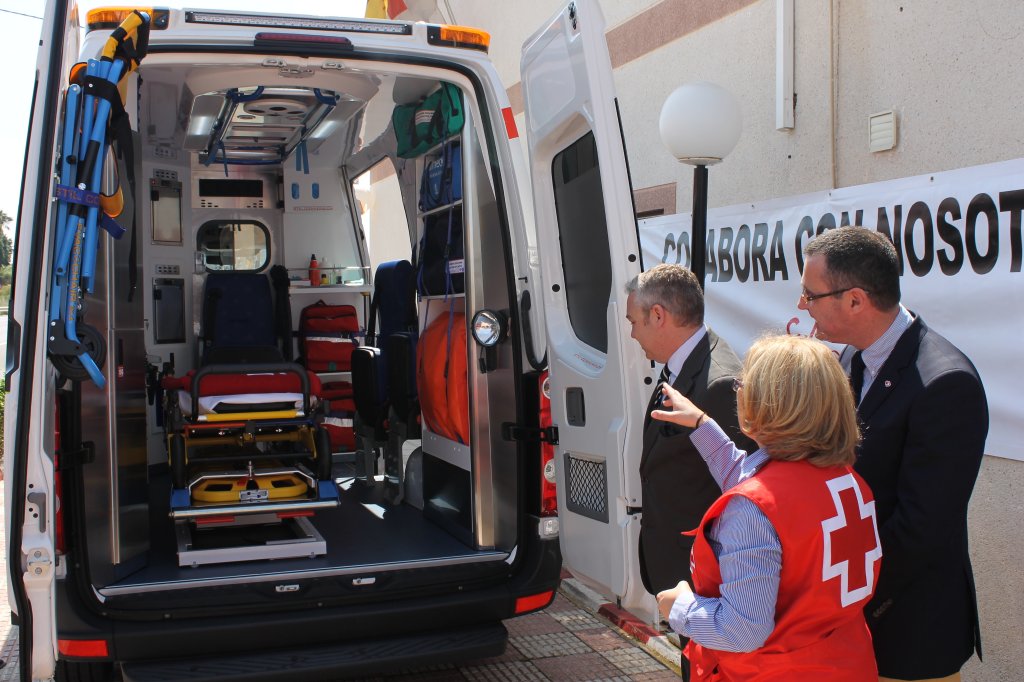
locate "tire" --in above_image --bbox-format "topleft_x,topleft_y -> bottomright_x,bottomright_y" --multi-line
55,660 -> 114,682
315,426 -> 333,481
170,433 -> 187,489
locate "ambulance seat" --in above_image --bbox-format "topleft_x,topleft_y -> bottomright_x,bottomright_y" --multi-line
351,260 -> 418,485
200,271 -> 285,365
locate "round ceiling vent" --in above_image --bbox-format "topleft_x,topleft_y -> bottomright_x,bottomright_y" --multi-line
243,98 -> 308,117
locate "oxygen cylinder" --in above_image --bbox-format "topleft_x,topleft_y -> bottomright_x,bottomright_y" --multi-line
309,254 -> 320,287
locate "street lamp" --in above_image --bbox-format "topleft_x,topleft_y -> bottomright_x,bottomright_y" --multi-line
658,82 -> 742,289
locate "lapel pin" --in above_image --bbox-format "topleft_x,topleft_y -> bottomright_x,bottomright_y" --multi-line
884,380 -> 892,388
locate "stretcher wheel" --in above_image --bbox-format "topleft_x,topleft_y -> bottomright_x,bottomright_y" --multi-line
315,426 -> 333,481
50,324 -> 106,382
170,434 -> 187,489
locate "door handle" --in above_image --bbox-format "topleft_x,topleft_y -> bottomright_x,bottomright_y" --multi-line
566,387 -> 585,426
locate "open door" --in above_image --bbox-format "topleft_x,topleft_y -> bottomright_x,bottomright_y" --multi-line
6,1 -> 80,679
521,0 -> 648,604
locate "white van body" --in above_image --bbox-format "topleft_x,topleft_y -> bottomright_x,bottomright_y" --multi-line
5,1 -> 652,679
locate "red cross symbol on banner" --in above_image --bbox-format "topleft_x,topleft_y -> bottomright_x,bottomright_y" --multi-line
821,473 -> 882,607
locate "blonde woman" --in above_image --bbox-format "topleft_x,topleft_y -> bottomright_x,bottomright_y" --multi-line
653,335 -> 881,681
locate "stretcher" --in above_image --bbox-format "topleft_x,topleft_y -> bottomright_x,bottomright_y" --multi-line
161,363 -> 339,565
48,11 -> 150,386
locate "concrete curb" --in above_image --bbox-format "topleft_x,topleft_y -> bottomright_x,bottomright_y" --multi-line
558,570 -> 682,675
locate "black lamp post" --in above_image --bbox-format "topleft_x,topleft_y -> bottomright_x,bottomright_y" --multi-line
659,82 -> 742,290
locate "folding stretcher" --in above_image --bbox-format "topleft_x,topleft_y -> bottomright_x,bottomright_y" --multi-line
160,272 -> 339,565
48,11 -> 150,387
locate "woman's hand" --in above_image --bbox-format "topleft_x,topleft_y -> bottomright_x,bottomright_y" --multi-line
651,383 -> 706,428
657,580 -> 694,621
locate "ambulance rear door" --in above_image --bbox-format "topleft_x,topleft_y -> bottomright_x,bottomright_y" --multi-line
520,0 -> 648,603
6,0 -> 80,678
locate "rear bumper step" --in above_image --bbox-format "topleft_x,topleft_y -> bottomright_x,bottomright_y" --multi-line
119,622 -> 507,682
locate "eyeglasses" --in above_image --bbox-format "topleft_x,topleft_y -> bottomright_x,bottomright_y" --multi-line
732,378 -> 743,392
799,286 -> 863,304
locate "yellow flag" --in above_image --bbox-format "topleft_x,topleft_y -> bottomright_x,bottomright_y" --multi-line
365,0 -> 388,19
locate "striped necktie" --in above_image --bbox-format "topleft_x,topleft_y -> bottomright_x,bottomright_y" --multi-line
649,365 -> 671,410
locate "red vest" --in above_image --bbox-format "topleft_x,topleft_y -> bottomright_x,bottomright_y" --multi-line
685,459 -> 881,682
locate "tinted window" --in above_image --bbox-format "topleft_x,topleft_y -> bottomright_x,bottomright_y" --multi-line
551,133 -> 612,353
196,220 -> 269,271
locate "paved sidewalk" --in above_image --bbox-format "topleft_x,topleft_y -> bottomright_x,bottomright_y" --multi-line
1,483 -> 19,681
558,573 -> 682,675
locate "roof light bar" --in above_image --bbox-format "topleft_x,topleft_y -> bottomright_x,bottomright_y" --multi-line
427,24 -> 490,52
86,7 -> 169,31
186,11 -> 412,35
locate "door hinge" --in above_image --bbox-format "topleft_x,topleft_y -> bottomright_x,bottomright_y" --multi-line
501,423 -> 559,445
24,548 -> 54,579
57,441 -> 95,470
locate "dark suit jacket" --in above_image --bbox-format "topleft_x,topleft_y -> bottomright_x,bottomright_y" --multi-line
843,316 -> 987,679
638,329 -> 754,594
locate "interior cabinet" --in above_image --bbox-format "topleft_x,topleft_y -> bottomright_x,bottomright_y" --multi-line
413,138 -> 474,544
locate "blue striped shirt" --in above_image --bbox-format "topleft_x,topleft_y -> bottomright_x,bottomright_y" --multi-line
667,420 -> 781,653
663,325 -> 708,385
844,305 -> 914,403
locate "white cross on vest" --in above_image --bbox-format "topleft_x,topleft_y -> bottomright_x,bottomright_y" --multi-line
821,473 -> 883,607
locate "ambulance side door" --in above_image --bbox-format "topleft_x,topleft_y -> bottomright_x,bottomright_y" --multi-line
521,0 -> 648,602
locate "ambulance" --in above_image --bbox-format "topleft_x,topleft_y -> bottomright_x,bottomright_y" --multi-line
5,1 -> 653,679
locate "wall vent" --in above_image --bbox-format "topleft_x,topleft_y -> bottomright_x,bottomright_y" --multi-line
869,110 -> 897,152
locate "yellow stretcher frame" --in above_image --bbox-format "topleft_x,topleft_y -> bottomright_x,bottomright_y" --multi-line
191,471 -> 309,503
198,408 -> 301,422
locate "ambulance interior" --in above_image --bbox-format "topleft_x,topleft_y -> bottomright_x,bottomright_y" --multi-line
62,48 -> 534,604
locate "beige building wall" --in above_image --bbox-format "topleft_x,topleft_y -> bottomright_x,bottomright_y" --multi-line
428,2 -> 1024,679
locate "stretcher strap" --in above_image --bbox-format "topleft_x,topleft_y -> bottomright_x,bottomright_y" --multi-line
82,75 -> 124,118
53,184 -> 126,238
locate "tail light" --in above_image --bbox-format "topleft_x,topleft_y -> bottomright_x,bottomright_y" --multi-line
514,590 -> 554,615
538,373 -> 557,517
58,639 -> 109,658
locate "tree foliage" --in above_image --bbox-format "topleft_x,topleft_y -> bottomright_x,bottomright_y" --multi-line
0,209 -> 11,266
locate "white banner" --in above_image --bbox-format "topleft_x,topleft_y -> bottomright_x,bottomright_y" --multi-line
639,157 -> 1024,461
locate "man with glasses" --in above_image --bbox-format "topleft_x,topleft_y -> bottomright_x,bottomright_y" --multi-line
625,264 -> 754,603
800,226 -> 987,682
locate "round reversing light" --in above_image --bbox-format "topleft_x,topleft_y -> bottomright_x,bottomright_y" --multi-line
543,458 -> 557,484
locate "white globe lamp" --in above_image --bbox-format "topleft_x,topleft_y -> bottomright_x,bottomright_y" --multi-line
659,82 -> 742,288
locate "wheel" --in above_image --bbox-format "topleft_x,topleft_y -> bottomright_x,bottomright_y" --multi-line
55,659 -> 114,682
50,323 -> 107,382
170,433 -> 187,489
315,426 -> 333,481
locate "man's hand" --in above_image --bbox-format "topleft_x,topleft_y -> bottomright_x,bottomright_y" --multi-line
656,580 -> 694,621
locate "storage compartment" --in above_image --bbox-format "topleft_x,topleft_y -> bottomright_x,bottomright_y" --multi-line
422,441 -> 474,548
